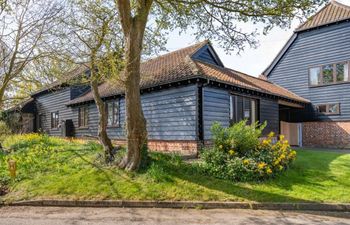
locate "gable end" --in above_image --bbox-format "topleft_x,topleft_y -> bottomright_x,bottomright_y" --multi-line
263,33 -> 298,77
191,44 -> 224,67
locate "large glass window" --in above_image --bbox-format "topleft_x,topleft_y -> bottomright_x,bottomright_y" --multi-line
316,103 -> 340,115
322,64 -> 333,84
51,111 -> 59,129
78,106 -> 88,127
230,95 -> 258,125
309,61 -> 349,86
336,63 -> 349,82
309,67 -> 321,86
106,100 -> 120,126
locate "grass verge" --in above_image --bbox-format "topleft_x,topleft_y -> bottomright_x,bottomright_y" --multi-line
1,134 -> 349,203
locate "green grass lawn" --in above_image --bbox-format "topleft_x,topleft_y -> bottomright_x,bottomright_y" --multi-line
1,134 -> 350,203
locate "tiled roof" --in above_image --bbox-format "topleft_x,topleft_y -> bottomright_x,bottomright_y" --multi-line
195,61 -> 309,103
4,98 -> 34,112
68,41 -> 207,104
296,0 -> 350,32
67,41 -> 309,105
31,64 -> 89,96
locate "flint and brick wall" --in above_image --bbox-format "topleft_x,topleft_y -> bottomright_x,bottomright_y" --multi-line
112,139 -> 200,156
302,121 -> 350,149
147,140 -> 199,155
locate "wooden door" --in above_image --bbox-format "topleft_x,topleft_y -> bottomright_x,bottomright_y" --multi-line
280,121 -> 301,146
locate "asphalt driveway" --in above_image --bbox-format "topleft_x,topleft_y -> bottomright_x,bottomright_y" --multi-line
1,206 -> 350,225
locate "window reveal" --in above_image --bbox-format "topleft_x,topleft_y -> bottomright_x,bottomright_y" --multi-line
51,111 -> 59,129
78,106 -> 89,127
230,95 -> 259,125
106,100 -> 120,126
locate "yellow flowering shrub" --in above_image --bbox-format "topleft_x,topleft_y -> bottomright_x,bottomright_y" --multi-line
228,150 -> 235,155
251,133 -> 296,178
257,162 -> 267,169
201,123 -> 296,181
266,167 -> 272,174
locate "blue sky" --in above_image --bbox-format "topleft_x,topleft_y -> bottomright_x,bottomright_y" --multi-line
163,0 -> 350,77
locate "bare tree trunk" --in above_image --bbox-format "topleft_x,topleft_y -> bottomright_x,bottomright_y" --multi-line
91,73 -> 114,163
0,86 -> 6,109
115,0 -> 153,171
0,78 -> 10,109
118,19 -> 149,171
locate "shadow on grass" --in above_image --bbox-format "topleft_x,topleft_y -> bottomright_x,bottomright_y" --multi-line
141,153 -> 307,203
265,150 -> 347,191
68,149 -> 145,199
148,151 -> 347,203
52,147 -> 348,203
176,168 -> 308,202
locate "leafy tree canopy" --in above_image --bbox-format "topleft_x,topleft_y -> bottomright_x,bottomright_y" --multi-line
148,0 -> 327,53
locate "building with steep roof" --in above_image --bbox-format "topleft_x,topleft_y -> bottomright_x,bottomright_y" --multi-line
7,40 -> 309,154
264,0 -> 350,148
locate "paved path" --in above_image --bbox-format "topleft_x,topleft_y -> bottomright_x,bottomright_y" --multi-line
1,206 -> 350,225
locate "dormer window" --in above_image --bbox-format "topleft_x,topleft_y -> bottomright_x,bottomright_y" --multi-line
309,62 -> 349,86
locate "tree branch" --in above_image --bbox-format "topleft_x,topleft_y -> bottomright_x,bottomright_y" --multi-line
115,0 -> 132,35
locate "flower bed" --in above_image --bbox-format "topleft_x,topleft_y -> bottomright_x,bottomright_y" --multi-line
200,121 -> 296,181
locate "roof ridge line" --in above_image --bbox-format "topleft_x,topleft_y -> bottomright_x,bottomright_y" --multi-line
295,2 -> 331,31
295,1 -> 350,32
228,68 -> 274,84
195,60 -> 310,103
142,40 -> 209,64
189,39 -> 210,58
194,59 -> 274,84
30,64 -> 90,96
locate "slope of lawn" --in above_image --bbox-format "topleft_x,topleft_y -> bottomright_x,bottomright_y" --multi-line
1,134 -> 350,203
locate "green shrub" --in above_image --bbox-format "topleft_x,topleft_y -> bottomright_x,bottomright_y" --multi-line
0,121 -> 11,142
211,120 -> 266,156
200,121 -> 296,181
0,112 -> 22,134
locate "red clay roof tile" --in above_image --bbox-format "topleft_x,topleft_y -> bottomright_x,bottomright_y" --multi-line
67,41 -> 309,105
296,1 -> 350,32
195,61 -> 309,103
